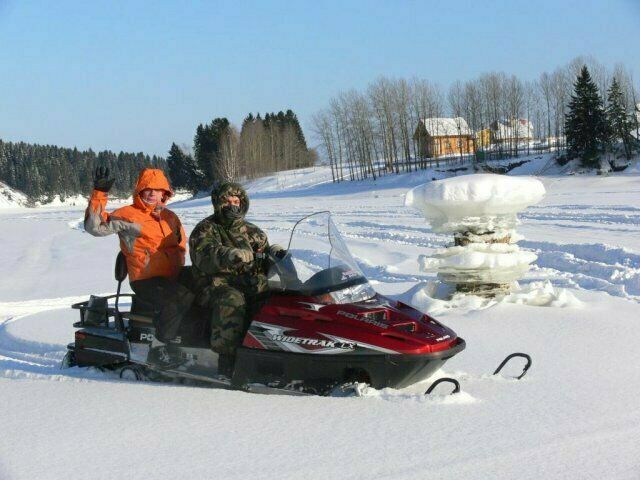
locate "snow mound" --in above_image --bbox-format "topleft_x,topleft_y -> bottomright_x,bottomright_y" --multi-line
404,280 -> 581,315
405,174 -> 546,233
0,181 -> 28,209
499,281 -> 582,308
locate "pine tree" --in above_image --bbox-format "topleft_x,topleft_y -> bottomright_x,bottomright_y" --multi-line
167,143 -> 199,192
606,78 -> 635,160
565,66 -> 609,168
167,143 -> 188,188
285,109 -> 307,146
193,118 -> 231,187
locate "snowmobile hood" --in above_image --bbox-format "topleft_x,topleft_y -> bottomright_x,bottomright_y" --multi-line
211,182 -> 249,222
132,169 -> 174,211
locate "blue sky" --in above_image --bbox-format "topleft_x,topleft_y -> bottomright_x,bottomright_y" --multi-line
1,0 -> 639,156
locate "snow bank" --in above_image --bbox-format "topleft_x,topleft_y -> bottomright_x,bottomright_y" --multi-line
405,280 -> 581,316
499,281 -> 582,307
34,194 -> 87,208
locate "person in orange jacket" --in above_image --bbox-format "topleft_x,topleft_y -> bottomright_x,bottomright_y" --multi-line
84,166 -> 193,367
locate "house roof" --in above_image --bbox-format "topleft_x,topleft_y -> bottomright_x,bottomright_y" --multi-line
418,117 -> 472,137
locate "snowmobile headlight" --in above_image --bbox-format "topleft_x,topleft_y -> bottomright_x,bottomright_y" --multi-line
327,282 -> 376,304
313,293 -> 335,304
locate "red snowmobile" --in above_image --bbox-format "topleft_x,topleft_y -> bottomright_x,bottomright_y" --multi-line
65,212 -> 466,395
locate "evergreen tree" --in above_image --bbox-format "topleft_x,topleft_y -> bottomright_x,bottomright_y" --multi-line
193,118 -> 231,187
167,143 -> 188,188
565,66 -> 609,168
606,77 -> 636,160
167,143 -> 199,192
286,109 -> 307,146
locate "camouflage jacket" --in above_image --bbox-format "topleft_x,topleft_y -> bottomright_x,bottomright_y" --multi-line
190,181 -> 278,294
190,214 -> 271,281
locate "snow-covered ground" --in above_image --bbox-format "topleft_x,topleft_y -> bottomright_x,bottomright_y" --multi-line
1,156 -> 640,479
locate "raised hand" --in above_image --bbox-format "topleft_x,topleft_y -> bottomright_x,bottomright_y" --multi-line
93,166 -> 115,193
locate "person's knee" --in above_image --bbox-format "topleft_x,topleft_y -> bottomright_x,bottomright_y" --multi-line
216,288 -> 246,316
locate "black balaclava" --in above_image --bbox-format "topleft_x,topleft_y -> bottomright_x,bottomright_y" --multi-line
211,182 -> 249,226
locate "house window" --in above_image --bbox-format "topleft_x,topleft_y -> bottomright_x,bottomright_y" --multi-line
457,139 -> 463,148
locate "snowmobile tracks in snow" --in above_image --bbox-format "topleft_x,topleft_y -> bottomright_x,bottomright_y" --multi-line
0,295 -> 102,382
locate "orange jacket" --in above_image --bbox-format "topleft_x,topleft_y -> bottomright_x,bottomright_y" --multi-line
84,169 -> 186,282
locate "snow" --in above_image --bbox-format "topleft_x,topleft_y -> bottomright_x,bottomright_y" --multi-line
418,243 -> 538,284
491,118 -> 534,141
34,193 -> 88,208
405,174 -> 546,233
418,117 -> 472,136
0,181 -> 28,209
405,174 -> 546,289
2,163 -> 640,479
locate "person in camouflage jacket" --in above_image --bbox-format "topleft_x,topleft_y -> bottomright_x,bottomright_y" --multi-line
189,182 -> 284,374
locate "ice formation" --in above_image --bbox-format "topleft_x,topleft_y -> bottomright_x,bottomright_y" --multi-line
406,174 -> 546,294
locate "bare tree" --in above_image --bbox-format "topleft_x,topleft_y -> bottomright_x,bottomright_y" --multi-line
216,126 -> 239,182
312,110 -> 338,182
368,77 -> 399,173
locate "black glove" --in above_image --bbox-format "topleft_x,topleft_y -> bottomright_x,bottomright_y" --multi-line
93,166 -> 115,193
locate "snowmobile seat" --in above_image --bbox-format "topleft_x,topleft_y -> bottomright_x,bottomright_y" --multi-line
115,251 -> 128,283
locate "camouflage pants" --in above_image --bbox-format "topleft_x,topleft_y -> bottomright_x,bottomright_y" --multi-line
198,275 -> 268,355
206,286 -> 248,355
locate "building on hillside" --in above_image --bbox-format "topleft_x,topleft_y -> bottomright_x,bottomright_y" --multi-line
475,128 -> 492,148
414,117 -> 475,158
490,118 -> 534,144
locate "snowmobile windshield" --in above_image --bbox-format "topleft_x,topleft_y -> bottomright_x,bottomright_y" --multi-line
267,212 -> 375,301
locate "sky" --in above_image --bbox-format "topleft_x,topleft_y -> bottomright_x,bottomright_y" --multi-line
1,0 -> 639,156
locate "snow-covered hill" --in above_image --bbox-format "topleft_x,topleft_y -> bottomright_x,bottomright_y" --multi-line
0,181 -> 28,208
1,161 -> 640,479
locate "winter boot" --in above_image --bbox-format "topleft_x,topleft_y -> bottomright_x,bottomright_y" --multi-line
217,354 -> 236,378
147,340 -> 184,370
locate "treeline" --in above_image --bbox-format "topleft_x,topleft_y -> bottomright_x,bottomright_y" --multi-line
167,109 -> 317,192
0,140 -> 166,201
0,108 -> 315,201
313,56 -> 640,181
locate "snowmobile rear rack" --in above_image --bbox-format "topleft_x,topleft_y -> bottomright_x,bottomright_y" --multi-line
425,377 -> 460,395
71,294 -> 132,331
72,252 -> 132,331
493,353 -> 532,380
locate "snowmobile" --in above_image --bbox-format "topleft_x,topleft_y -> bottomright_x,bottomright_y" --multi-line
64,212 -> 466,395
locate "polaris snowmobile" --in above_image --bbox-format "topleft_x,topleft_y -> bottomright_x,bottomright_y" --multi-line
65,212 -> 466,395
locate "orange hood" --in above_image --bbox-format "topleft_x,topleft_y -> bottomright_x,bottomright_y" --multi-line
134,169 -> 174,197
132,169 -> 174,211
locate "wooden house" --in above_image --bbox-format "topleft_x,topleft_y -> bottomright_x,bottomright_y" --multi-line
414,117 -> 475,158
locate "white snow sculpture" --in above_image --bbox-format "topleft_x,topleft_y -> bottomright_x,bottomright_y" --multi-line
405,174 -> 546,295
